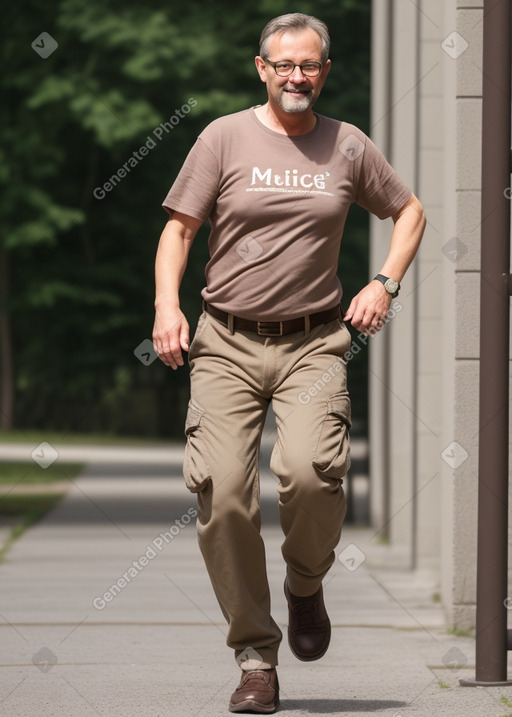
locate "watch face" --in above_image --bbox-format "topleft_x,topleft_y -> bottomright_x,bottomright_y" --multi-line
385,279 -> 399,294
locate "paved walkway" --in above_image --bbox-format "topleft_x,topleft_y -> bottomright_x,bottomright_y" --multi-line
0,441 -> 511,716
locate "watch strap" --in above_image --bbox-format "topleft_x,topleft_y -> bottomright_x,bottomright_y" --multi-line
374,273 -> 400,298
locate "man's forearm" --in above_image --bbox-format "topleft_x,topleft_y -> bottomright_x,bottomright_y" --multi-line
154,225 -> 191,308
154,213 -> 202,308
379,193 -> 426,283
344,193 -> 426,331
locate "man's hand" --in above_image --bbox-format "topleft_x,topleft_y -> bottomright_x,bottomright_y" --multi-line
152,305 -> 190,369
343,281 -> 392,334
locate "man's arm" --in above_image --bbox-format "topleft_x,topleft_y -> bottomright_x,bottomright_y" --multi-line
343,193 -> 426,333
153,211 -> 203,369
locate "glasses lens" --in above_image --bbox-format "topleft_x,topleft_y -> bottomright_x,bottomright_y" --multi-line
269,60 -> 322,76
301,63 -> 321,76
275,62 -> 294,76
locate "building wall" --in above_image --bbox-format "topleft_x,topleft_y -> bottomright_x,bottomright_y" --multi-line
448,0 -> 483,630
369,0 -> 485,628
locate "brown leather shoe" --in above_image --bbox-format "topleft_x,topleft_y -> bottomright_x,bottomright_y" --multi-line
229,668 -> 279,714
284,578 -> 331,661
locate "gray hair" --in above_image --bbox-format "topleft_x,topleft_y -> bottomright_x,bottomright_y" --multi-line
259,13 -> 330,64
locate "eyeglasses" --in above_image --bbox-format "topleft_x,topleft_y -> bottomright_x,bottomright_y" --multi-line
264,59 -> 324,77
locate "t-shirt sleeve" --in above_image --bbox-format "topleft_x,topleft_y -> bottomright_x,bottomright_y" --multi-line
355,136 -> 412,220
161,137 -> 219,221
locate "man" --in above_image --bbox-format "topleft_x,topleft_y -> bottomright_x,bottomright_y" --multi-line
153,12 -> 425,714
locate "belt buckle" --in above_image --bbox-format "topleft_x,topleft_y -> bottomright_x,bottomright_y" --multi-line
257,321 -> 283,337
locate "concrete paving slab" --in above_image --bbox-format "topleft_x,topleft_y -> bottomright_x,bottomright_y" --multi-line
1,445 -> 512,716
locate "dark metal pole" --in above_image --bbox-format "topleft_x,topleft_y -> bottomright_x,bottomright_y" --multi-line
460,0 -> 512,687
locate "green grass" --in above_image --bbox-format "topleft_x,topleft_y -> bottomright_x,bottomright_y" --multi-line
0,460 -> 84,562
446,627 -> 474,638
0,461 -> 83,486
0,493 -> 67,562
0,492 -> 66,519
0,430 -> 176,445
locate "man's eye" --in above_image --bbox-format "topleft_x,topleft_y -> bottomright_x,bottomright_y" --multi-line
302,63 -> 318,72
276,63 -> 292,71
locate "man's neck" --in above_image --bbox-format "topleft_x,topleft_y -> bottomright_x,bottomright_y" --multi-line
254,103 -> 317,136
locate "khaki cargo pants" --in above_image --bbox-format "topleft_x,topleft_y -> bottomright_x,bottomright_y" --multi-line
183,308 -> 352,669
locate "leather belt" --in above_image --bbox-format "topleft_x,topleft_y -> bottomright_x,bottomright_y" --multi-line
204,302 -> 342,337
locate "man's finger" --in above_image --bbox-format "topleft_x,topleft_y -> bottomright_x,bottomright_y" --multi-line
180,326 -> 190,352
343,300 -> 356,321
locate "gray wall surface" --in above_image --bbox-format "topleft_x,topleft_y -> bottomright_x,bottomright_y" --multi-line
369,0 -> 494,630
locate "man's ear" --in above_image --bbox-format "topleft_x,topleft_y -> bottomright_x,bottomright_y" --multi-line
322,58 -> 332,79
254,56 -> 267,83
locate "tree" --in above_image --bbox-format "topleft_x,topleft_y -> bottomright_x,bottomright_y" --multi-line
1,0 -> 371,436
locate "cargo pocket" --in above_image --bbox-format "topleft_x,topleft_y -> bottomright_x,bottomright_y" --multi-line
312,393 -> 351,479
183,399 -> 212,493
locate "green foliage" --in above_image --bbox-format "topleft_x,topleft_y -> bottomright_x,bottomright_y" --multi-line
0,492 -> 67,562
0,461 -> 83,485
1,0 -> 372,437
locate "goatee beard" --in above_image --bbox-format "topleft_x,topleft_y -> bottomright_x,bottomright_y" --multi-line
278,90 -> 315,113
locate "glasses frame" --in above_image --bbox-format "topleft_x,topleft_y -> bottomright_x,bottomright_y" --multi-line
264,58 -> 324,78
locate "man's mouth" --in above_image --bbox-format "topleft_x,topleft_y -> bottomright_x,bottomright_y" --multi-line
284,87 -> 311,95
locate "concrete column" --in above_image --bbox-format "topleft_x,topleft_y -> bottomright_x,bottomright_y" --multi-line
369,0 -> 420,567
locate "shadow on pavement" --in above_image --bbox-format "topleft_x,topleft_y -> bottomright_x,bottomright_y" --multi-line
281,698 -> 407,713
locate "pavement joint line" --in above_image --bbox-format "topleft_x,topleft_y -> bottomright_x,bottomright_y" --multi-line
427,665 -> 476,670
59,614 -> 90,644
0,482 -> 70,494
0,622 -> 451,632
0,662 -> 479,668
0,662 -> 155,667
0,621 -> 229,627
367,571 -> 442,642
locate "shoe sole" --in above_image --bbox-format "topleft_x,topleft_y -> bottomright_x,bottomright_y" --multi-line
229,697 -> 279,713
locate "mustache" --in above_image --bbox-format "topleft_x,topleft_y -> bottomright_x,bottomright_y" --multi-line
283,85 -> 313,93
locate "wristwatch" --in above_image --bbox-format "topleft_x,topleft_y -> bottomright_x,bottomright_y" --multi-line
374,273 -> 400,298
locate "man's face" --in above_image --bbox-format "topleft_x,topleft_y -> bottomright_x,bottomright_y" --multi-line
255,28 -> 331,114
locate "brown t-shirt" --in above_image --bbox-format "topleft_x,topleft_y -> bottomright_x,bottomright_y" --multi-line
162,107 -> 411,321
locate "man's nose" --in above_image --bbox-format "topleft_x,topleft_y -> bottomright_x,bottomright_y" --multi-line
289,65 -> 307,82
